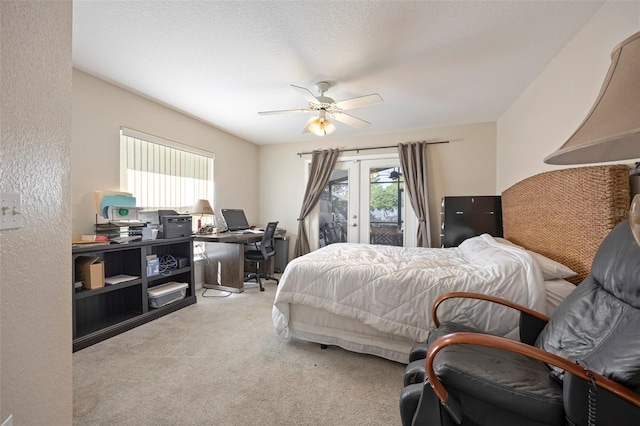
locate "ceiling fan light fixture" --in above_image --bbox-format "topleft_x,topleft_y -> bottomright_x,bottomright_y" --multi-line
308,116 -> 336,136
259,81 -> 383,135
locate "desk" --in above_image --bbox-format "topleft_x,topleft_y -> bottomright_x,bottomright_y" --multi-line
194,232 -> 264,293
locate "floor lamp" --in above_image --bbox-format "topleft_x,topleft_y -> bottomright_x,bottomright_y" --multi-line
544,31 -> 640,245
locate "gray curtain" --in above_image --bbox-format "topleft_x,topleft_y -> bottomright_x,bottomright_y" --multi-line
398,142 -> 431,247
294,149 -> 339,258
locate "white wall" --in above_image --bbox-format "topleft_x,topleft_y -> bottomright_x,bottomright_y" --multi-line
72,70 -> 260,240
497,1 -> 640,191
259,122 -> 497,251
73,71 -> 496,277
0,1 -> 73,424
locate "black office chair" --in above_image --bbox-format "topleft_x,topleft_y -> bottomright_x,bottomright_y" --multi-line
400,219 -> 640,426
244,221 -> 278,292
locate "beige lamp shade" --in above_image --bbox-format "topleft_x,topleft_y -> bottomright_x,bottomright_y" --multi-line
544,31 -> 640,165
631,194 -> 640,247
191,199 -> 214,216
307,110 -> 336,136
308,118 -> 336,136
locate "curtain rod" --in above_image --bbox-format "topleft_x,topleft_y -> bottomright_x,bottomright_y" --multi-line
296,140 -> 449,157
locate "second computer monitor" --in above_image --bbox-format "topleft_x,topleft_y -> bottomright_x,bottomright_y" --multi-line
220,209 -> 250,231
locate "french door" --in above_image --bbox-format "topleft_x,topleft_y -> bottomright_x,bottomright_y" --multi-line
312,155 -> 417,250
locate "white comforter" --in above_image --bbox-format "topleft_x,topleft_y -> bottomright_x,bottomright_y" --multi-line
273,234 -> 546,343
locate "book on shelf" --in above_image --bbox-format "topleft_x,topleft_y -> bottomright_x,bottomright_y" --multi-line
104,274 -> 139,285
72,240 -> 112,248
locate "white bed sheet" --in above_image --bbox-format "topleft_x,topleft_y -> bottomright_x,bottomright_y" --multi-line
544,278 -> 576,316
287,304 -> 414,363
280,280 -> 576,364
273,234 -> 546,361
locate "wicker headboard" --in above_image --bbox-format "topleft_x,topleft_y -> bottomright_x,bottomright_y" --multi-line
502,165 -> 630,284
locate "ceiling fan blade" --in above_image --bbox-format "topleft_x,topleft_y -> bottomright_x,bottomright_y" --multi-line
331,111 -> 371,129
335,93 -> 384,111
301,115 -> 317,134
258,108 -> 311,115
291,84 -> 321,104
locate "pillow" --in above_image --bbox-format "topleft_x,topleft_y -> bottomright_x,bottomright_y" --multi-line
495,237 -> 576,280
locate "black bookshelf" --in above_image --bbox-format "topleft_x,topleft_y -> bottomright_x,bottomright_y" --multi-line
72,237 -> 196,352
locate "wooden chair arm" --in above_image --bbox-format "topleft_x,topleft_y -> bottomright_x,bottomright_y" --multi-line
425,332 -> 640,409
431,292 -> 549,328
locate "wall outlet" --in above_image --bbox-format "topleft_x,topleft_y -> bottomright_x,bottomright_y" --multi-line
0,192 -> 23,230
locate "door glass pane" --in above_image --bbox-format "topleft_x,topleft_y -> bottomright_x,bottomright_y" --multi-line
318,170 -> 349,247
369,167 -> 404,246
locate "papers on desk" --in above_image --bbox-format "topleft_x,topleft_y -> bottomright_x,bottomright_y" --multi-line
111,235 -> 142,244
229,229 -> 263,234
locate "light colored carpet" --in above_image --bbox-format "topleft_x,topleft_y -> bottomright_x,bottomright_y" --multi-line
73,281 -> 405,425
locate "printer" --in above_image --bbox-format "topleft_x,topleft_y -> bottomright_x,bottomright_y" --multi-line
140,210 -> 192,239
161,214 -> 192,238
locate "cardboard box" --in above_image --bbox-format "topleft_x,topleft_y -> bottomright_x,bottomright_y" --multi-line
75,256 -> 105,289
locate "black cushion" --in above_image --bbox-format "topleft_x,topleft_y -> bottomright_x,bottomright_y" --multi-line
432,343 -> 564,425
536,220 -> 640,389
245,247 -> 274,261
591,220 -> 640,308
405,322 -> 482,386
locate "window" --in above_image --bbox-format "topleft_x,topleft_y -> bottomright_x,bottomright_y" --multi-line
119,127 -> 214,213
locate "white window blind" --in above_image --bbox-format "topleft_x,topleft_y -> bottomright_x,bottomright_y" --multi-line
120,127 -> 214,213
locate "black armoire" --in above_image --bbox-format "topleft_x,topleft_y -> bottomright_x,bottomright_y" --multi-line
440,196 -> 503,247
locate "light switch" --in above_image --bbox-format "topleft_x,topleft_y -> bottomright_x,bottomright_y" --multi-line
1,192 -> 23,230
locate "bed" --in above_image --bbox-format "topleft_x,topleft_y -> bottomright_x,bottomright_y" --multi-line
273,165 -> 631,363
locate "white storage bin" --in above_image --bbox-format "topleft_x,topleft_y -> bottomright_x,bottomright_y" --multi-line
148,281 -> 188,308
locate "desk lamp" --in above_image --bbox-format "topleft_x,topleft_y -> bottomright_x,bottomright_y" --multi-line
191,199 -> 214,231
544,31 -> 640,246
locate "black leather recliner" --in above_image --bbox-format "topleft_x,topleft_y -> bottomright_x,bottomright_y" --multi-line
400,219 -> 640,426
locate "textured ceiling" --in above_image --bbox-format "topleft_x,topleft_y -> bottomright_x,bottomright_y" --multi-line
72,1 -> 604,145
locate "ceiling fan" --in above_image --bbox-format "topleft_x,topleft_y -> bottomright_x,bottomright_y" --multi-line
258,81 -> 384,136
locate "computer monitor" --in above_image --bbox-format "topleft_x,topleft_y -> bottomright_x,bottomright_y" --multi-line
220,209 -> 250,231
